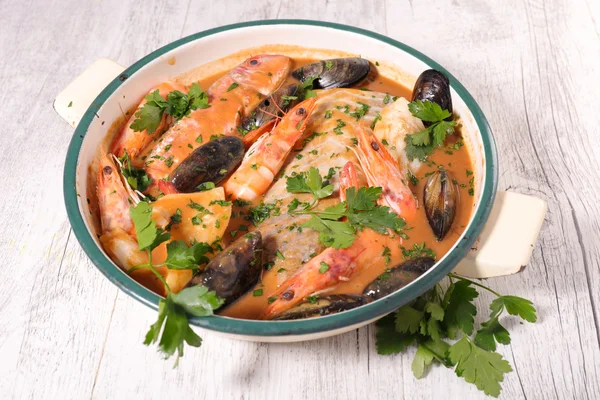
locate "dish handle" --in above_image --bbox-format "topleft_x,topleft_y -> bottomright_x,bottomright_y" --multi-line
453,191 -> 547,278
53,59 -> 126,127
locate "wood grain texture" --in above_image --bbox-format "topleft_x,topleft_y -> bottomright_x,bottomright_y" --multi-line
0,0 -> 599,399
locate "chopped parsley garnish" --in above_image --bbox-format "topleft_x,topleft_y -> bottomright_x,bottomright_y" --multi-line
297,75 -> 319,99
407,170 -> 419,186
209,199 -> 232,207
318,262 -> 330,273
333,119 -> 346,135
227,82 -> 239,92
349,102 -> 370,120
371,111 -> 382,129
187,200 -> 212,214
165,208 -> 182,231
253,289 -> 263,297
248,200 -> 282,225
233,199 -> 252,208
401,242 -> 436,259
196,182 -> 215,191
324,110 -> 333,119
382,246 -> 391,265
118,150 -> 152,192
302,131 -> 325,147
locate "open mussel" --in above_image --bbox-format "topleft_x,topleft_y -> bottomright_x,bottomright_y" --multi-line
411,69 -> 452,127
240,84 -> 299,133
169,136 -> 244,193
424,170 -> 457,241
189,231 -> 262,305
292,58 -> 370,89
272,294 -> 365,320
363,257 -> 436,302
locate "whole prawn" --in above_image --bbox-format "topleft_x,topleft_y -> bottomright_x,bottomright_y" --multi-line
224,97 -> 318,202
260,126 -> 417,319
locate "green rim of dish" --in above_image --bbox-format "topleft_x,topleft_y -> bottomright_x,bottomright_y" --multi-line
63,19 -> 497,337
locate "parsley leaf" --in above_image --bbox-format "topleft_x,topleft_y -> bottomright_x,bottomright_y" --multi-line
301,216 -> 356,249
286,167 -> 334,204
347,204 -> 404,234
447,336 -> 512,397
129,202 -> 223,366
474,295 -> 536,351
405,136 -> 434,161
130,202 -> 170,251
170,285 -> 224,316
375,274 -> 536,398
408,99 -> 452,122
443,280 -> 479,337
163,240 -> 212,270
130,84 -> 210,134
493,296 -> 537,323
187,83 -> 211,110
298,75 -> 319,99
411,344 -> 436,379
395,305 -> 424,334
144,285 -> 223,366
405,100 -> 456,161
375,314 -> 416,355
345,186 -> 381,211
295,186 -> 406,249
474,317 -> 511,351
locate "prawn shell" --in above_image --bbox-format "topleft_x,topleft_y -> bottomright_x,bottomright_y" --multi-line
240,84 -> 299,132
411,69 -> 453,127
363,257 -> 435,302
271,294 -> 365,320
190,231 -> 263,306
169,136 -> 244,193
292,58 -> 370,89
423,170 -> 457,241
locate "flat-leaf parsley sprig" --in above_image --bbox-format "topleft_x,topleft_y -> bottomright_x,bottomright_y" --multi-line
130,83 -> 210,134
128,202 -> 224,366
405,100 -> 457,161
285,169 -> 406,249
376,273 -> 536,397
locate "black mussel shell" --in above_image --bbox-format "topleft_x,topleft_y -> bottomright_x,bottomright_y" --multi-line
363,257 -> 435,302
189,232 -> 262,306
424,170 -> 458,241
411,69 -> 453,127
292,58 -> 370,89
240,84 -> 299,132
169,136 -> 244,193
272,294 -> 365,320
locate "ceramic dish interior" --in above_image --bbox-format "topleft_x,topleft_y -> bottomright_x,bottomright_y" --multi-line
63,20 -> 497,340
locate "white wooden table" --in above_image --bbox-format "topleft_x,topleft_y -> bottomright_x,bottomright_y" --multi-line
2,1 -> 599,399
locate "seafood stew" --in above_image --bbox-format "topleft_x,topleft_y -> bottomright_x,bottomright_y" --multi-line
93,49 -> 475,321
